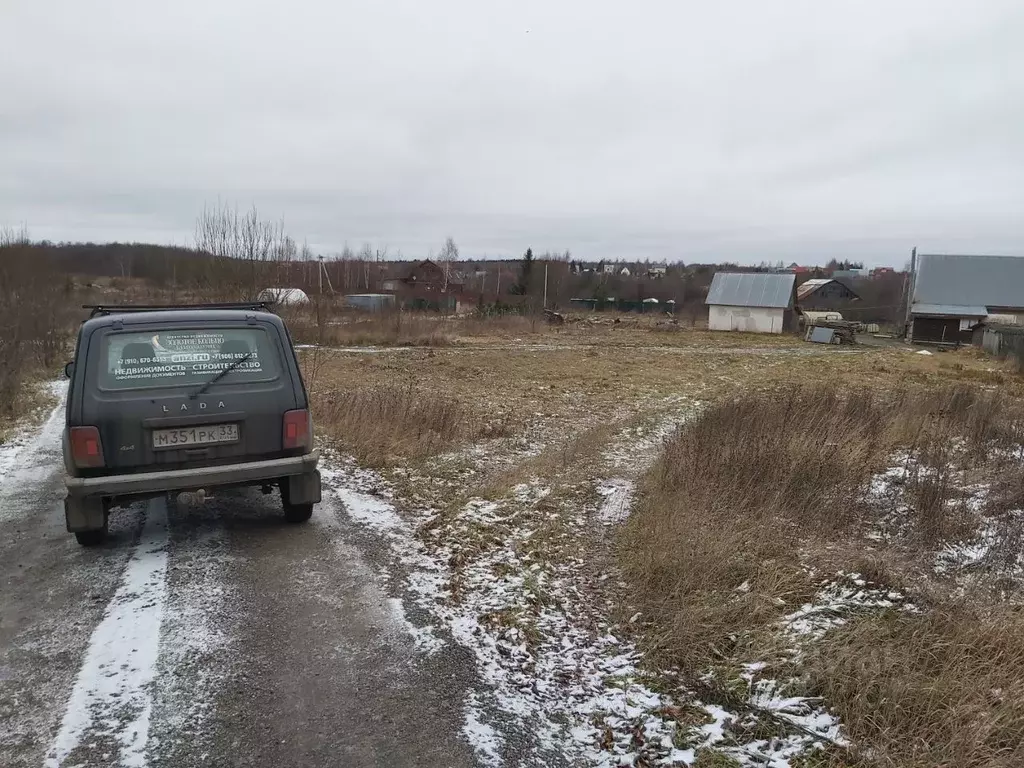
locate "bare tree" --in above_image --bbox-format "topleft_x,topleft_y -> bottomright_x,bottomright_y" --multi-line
439,236 -> 459,293
358,243 -> 373,291
194,202 -> 288,300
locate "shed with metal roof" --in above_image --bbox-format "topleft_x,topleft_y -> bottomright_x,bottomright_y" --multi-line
909,254 -> 1024,344
705,272 -> 796,334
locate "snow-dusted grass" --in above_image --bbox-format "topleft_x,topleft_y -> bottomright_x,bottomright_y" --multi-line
322,393 -> 858,767
328,452 -> 831,766
621,383 -> 1024,766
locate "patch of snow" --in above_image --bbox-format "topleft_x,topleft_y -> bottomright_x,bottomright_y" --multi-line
386,597 -> 446,654
0,380 -> 67,515
934,509 -> 1024,583
591,406 -> 700,529
149,526 -> 233,760
916,349 -> 933,355
332,486 -> 404,532
749,678 -> 844,742
46,499 -> 170,768
783,574 -> 910,641
602,405 -> 696,472
596,478 -> 635,524
462,692 -> 505,768
320,462 -> 448,655
688,572 -> 921,763
864,449 -> 1024,586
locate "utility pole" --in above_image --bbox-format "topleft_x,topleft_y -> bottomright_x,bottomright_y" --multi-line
543,262 -> 549,309
319,257 -> 334,295
318,255 -> 324,296
902,247 -> 916,338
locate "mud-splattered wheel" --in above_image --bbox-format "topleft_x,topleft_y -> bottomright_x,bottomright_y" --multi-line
283,502 -> 313,524
74,528 -> 107,547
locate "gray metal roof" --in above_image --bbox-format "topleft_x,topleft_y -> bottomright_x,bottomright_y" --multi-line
912,303 -> 987,317
913,254 -> 1024,310
706,272 -> 795,309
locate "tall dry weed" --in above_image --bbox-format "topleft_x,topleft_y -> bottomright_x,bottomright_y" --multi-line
312,383 -> 487,465
810,606 -> 1024,767
620,383 -> 1024,766
621,385 -> 1024,663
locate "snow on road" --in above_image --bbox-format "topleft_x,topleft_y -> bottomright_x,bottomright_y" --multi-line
2,383 -> 475,768
46,500 -> 170,768
462,692 -> 505,768
0,382 -> 175,768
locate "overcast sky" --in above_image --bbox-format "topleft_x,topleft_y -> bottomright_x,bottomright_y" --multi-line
3,1 -> 1023,265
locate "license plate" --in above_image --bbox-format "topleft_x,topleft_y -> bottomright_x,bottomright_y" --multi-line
152,423 -> 239,448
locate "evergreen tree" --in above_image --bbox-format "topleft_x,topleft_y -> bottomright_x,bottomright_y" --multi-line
519,247 -> 534,294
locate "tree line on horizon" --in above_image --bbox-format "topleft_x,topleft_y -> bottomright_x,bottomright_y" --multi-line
2,203 -> 906,324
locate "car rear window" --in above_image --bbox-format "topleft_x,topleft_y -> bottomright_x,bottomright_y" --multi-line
99,327 -> 281,390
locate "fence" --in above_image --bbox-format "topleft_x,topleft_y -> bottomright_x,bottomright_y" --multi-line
981,324 -> 1024,370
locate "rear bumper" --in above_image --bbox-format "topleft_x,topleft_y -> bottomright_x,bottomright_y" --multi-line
65,450 -> 320,499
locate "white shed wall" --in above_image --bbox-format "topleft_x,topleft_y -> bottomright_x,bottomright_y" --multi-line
708,305 -> 784,334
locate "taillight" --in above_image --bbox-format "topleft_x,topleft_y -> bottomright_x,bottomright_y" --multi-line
70,426 -> 105,468
282,409 -> 311,451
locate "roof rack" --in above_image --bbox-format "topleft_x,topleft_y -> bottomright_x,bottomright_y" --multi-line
84,302 -> 274,318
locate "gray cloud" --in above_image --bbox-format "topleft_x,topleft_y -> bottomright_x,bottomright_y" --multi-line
3,0 -> 1023,265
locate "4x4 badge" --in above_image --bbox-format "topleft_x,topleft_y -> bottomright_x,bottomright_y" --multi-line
162,401 -> 226,413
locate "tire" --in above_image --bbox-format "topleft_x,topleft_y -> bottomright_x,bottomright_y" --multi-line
284,502 -> 313,524
280,473 -> 317,524
75,528 -> 107,547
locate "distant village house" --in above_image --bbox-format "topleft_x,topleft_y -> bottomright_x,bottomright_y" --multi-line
647,265 -> 667,279
380,259 -> 465,312
795,278 -> 860,310
381,259 -> 464,294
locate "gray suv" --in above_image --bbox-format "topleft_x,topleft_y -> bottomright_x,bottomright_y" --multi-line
62,303 -> 321,546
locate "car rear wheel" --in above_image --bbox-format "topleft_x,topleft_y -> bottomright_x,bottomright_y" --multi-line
283,502 -> 313,524
280,473 -> 317,524
75,528 -> 107,547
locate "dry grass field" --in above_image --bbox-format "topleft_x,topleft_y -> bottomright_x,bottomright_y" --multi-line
299,316 -> 1024,766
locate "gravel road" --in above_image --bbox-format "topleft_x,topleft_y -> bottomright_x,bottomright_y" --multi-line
0,390 -> 481,768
